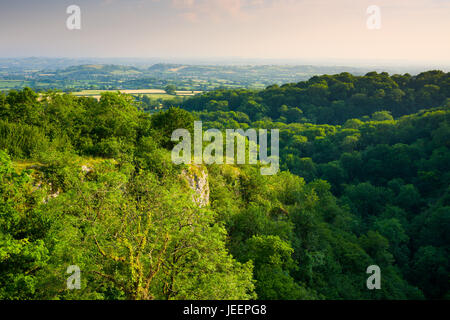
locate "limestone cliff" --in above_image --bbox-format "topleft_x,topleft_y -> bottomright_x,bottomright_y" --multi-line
182,165 -> 210,208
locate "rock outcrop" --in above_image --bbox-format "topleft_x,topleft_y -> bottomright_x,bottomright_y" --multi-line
183,165 -> 210,207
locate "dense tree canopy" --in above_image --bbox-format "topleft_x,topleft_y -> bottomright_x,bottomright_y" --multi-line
0,70 -> 448,300
183,71 -> 449,124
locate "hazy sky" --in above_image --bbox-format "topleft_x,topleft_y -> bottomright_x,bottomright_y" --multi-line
0,0 -> 449,64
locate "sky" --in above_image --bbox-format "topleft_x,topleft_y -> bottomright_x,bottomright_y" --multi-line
0,0 -> 449,65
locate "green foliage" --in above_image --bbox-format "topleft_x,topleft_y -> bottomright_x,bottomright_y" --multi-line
183,71 -> 449,124
165,84 -> 177,95
0,151 -> 50,299
0,73 -> 448,301
151,107 -> 195,149
181,72 -> 449,300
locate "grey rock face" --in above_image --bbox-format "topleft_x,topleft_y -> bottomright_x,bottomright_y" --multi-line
183,165 -> 210,208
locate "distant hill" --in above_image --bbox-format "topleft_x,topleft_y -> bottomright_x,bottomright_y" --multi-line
55,64 -> 142,77
2,58 -> 449,92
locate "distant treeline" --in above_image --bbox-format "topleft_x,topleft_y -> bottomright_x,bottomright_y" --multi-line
182,70 -> 449,124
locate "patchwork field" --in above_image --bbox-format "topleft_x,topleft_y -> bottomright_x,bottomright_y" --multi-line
71,89 -> 202,100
